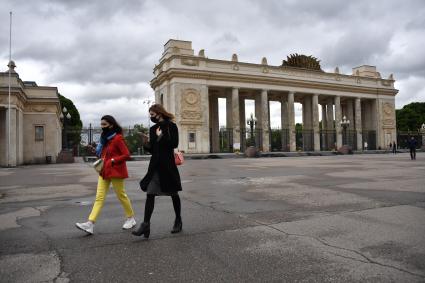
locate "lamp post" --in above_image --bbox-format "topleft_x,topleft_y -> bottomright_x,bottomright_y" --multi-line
60,107 -> 71,150
247,113 -> 257,147
421,123 -> 425,150
143,99 -> 155,129
340,115 -> 350,146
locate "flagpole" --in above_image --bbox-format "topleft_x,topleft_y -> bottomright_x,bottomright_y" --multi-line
7,11 -> 12,167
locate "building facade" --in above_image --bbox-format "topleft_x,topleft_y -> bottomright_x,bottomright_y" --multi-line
0,61 -> 62,166
151,40 -> 398,153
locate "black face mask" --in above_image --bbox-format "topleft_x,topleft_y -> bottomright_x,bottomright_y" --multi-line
150,116 -> 159,124
101,127 -> 113,135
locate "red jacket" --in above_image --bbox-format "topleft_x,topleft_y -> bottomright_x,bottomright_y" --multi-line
100,134 -> 131,179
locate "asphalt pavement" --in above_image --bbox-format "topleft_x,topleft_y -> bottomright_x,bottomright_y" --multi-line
0,153 -> 424,282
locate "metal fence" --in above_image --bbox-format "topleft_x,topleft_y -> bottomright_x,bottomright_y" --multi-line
362,130 -> 376,150
320,130 -> 336,151
269,128 -> 289,152
210,128 -> 234,153
295,129 -> 314,151
63,125 -> 147,156
240,128 -> 263,152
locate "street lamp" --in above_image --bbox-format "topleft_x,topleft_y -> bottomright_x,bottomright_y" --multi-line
340,115 -> 350,145
60,107 -> 72,149
143,99 -> 155,129
247,113 -> 257,147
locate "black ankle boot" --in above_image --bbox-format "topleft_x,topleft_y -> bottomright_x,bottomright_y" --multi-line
171,218 -> 182,234
132,222 -> 150,238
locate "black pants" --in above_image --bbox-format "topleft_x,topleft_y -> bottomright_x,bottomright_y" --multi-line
392,147 -> 396,154
410,148 -> 416,160
144,193 -> 181,223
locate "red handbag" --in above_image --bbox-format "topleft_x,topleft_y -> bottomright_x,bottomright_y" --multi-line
174,150 -> 184,166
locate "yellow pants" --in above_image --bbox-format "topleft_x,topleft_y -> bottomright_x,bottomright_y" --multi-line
88,176 -> 135,222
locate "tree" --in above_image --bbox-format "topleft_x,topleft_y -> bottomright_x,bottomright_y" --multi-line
58,94 -> 83,148
125,124 -> 149,154
396,102 -> 425,131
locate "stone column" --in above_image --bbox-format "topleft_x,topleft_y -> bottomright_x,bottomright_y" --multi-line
226,90 -> 232,129
312,94 -> 320,151
287,92 -> 296,151
355,98 -> 362,151
321,104 -> 327,130
209,95 -> 220,153
326,99 -> 334,150
231,88 -> 241,151
303,96 -> 312,151
281,97 -> 288,150
321,104 -> 327,150
261,89 -> 270,152
326,99 -> 334,130
334,96 -> 342,149
5,107 -> 17,167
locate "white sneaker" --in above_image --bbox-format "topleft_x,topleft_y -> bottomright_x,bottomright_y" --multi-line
122,217 -> 136,230
76,221 -> 94,235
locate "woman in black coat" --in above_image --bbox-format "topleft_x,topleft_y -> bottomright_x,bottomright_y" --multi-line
132,104 -> 182,238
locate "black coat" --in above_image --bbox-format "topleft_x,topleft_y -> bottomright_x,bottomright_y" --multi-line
139,120 -> 182,193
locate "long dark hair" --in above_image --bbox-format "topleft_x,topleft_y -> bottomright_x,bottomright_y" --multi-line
101,115 -> 123,134
149,104 -> 175,121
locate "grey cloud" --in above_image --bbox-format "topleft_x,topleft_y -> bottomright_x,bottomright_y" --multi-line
1,0 -> 424,126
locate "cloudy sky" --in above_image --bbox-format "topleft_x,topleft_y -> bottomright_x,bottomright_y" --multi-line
1,0 -> 424,128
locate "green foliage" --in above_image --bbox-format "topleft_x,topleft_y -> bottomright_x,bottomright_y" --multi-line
295,123 -> 303,131
58,94 -> 83,147
124,124 -> 149,154
396,102 -> 425,131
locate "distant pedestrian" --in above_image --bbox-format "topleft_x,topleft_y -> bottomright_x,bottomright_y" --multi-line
392,141 -> 397,154
389,142 -> 392,151
132,104 -> 183,238
364,141 -> 368,151
408,136 -> 417,160
75,115 -> 136,235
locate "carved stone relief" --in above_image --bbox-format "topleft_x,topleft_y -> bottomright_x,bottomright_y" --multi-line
382,102 -> 395,127
181,88 -> 202,124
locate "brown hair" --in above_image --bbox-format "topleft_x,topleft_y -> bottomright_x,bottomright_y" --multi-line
149,103 -> 175,121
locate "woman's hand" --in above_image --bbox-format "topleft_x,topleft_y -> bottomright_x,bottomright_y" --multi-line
138,132 -> 149,145
156,126 -> 162,137
86,145 -> 96,154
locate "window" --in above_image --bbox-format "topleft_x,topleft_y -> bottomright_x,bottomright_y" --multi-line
160,93 -> 164,105
35,126 -> 44,141
189,132 -> 196,143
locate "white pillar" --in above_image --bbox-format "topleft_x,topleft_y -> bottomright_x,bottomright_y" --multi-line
232,88 -> 241,151
226,90 -> 232,129
261,89 -> 270,152
355,98 -> 362,151
334,96 -> 342,149
326,99 -> 334,130
281,97 -> 288,150
312,94 -> 320,151
288,92 -> 296,151
6,107 -> 17,166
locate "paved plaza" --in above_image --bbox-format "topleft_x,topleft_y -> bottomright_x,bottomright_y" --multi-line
0,153 -> 424,282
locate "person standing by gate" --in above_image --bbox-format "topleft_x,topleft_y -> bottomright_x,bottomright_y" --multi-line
392,141 -> 397,154
408,136 -> 417,160
76,115 -> 136,234
132,104 -> 183,238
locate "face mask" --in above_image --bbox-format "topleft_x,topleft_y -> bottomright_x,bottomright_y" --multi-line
150,116 -> 159,124
101,127 -> 113,134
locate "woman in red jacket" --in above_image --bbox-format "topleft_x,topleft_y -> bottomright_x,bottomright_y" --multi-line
76,115 -> 136,235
